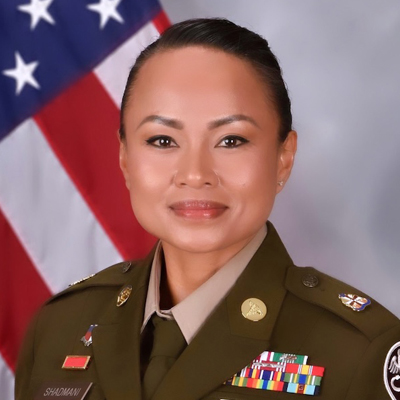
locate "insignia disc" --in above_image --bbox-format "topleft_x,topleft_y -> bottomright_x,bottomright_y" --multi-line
338,293 -> 371,312
384,341 -> 400,400
117,285 -> 132,307
241,298 -> 267,322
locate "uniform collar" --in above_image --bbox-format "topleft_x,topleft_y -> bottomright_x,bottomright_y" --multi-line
142,225 -> 267,343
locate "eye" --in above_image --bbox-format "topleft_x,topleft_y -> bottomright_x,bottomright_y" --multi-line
145,135 -> 177,148
217,135 -> 249,148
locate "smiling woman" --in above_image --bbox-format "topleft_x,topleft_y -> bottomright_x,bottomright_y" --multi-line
15,18 -> 400,400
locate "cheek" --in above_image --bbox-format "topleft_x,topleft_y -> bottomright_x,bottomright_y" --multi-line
218,151 -> 278,200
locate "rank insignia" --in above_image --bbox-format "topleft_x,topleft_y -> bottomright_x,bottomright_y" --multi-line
225,351 -> 325,395
62,355 -> 91,370
384,341 -> 400,400
81,324 -> 98,347
68,274 -> 95,287
338,293 -> 371,312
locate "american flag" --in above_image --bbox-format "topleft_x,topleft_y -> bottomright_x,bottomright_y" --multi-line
0,0 -> 168,397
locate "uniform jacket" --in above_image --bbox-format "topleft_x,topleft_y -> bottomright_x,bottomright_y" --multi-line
16,222 -> 400,400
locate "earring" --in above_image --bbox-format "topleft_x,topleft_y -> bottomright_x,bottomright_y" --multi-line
278,181 -> 284,187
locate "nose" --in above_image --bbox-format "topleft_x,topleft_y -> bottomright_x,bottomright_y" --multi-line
173,147 -> 219,189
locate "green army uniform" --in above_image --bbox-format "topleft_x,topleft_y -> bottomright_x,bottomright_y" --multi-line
15,222 -> 400,399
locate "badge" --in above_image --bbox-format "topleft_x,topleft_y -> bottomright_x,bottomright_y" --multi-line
81,324 -> 98,347
384,341 -> 400,400
338,293 -> 371,311
34,382 -> 92,400
116,285 -> 132,307
241,298 -> 267,321
62,355 -> 91,370
225,351 -> 325,395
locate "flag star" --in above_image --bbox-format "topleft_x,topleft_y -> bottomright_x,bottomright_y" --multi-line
87,0 -> 124,29
3,52 -> 40,95
18,0 -> 55,30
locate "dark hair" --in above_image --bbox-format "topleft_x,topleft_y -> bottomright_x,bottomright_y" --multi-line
120,18 -> 292,142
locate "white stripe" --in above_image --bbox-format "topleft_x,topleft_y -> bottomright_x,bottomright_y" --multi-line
94,22 -> 160,108
0,119 -> 122,293
0,356 -> 14,400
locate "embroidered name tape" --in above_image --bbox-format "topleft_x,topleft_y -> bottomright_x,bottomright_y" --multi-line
225,351 -> 325,396
34,382 -> 92,400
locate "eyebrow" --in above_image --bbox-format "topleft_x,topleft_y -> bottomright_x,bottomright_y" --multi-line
207,114 -> 260,130
137,113 -> 259,130
137,115 -> 184,130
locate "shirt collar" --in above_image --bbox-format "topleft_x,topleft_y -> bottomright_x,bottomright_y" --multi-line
142,224 -> 267,343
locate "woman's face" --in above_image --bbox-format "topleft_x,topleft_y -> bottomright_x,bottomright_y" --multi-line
120,46 -> 296,254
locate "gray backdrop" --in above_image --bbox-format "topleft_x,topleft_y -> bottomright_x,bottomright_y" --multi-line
160,0 -> 400,316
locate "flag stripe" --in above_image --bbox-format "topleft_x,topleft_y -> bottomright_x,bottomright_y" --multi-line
0,207 -> 51,371
94,21 -> 160,108
0,355 -> 14,399
0,118 -> 121,293
152,10 -> 171,34
34,72 -> 155,260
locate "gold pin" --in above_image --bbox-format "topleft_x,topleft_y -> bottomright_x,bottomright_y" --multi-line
117,285 -> 132,307
241,298 -> 267,321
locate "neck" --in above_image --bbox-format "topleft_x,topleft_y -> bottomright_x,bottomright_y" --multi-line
159,236 -> 256,308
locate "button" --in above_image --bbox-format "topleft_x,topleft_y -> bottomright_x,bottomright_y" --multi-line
241,298 -> 267,322
302,274 -> 319,288
121,262 -> 132,273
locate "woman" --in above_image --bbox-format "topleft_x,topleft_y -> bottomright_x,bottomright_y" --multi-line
16,18 -> 400,400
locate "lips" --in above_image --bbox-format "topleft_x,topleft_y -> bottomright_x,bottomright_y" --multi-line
169,200 -> 228,219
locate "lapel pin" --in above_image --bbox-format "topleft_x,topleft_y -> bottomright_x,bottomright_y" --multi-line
241,298 -> 267,321
62,355 -> 91,370
117,285 -> 132,307
81,324 -> 98,347
338,293 -> 371,311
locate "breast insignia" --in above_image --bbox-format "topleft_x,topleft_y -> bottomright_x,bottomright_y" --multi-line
116,285 -> 132,307
241,298 -> 267,321
68,274 -> 95,287
384,341 -> 400,400
338,293 -> 371,312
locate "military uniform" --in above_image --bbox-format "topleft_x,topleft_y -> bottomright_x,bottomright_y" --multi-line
15,222 -> 400,399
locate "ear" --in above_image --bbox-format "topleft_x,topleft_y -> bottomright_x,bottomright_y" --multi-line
276,130 -> 297,193
119,136 -> 130,190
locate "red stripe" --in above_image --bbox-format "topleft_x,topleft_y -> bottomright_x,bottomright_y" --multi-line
153,10 -> 171,33
34,72 -> 155,260
0,208 -> 52,371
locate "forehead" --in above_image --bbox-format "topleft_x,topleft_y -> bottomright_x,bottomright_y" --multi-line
126,46 -> 277,127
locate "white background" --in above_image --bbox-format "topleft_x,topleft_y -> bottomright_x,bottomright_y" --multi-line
160,0 -> 400,316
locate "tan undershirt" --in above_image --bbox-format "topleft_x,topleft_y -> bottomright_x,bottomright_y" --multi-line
141,224 -> 267,344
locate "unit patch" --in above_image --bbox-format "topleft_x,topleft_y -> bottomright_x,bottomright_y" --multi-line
384,341 -> 400,400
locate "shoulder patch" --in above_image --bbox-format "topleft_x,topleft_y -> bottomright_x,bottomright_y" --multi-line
384,341 -> 400,400
285,266 -> 399,341
45,260 -> 143,305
